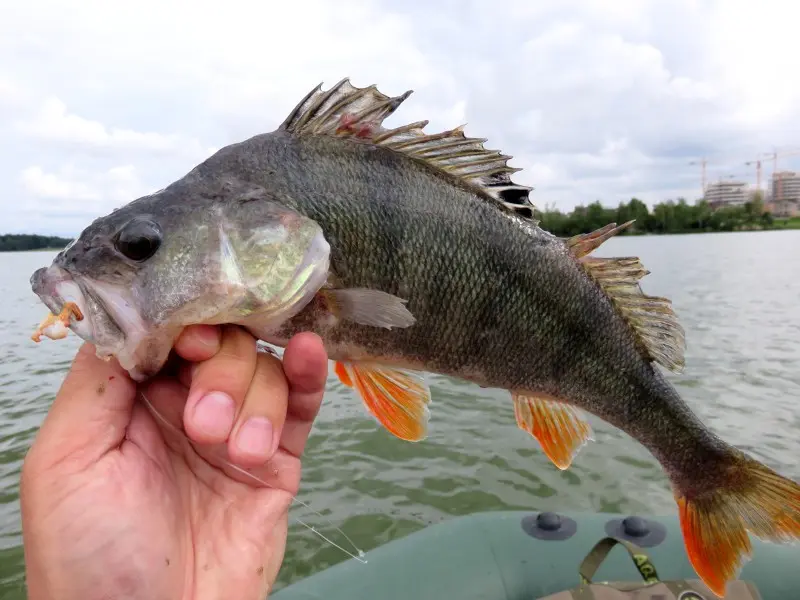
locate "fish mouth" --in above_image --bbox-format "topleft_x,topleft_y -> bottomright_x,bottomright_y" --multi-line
30,265 -> 97,342
29,265 -> 140,353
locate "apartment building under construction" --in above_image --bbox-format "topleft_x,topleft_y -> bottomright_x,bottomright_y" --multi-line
704,180 -> 751,210
767,170 -> 800,217
703,172 -> 800,217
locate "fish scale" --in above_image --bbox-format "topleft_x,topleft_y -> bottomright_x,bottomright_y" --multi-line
29,78 -> 800,598
262,133 -> 674,427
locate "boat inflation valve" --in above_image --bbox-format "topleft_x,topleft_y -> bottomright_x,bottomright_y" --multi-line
604,515 -> 666,548
521,511 -> 577,541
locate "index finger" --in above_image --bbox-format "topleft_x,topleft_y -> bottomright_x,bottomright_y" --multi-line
278,332 -> 329,458
173,325 -> 222,363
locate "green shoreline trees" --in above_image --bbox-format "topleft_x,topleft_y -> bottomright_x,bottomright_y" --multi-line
0,234 -> 74,252
534,192 -> 794,237
1,192 -> 796,251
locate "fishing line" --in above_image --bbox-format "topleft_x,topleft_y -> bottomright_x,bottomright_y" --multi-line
138,390 -> 368,564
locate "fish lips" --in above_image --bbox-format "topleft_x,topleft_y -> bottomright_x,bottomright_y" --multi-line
30,264 -> 123,346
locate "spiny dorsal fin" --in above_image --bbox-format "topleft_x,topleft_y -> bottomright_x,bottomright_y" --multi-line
566,220 -> 636,257
567,221 -> 686,373
279,78 -> 536,219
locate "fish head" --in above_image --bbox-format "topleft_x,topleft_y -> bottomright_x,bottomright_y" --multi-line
30,182 -> 331,380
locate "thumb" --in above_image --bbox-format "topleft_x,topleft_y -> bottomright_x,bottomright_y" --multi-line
31,342 -> 137,469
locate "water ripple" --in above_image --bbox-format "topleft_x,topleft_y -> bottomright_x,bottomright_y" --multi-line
0,233 -> 799,595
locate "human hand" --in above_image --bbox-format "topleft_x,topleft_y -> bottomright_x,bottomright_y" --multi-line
20,325 -> 329,600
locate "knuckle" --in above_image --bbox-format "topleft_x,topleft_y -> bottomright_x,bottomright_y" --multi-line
214,327 -> 257,361
223,324 -> 257,346
252,354 -> 288,395
193,356 -> 253,398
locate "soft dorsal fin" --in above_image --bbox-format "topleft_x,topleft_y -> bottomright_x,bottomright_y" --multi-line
566,221 -> 686,373
279,78 -> 536,219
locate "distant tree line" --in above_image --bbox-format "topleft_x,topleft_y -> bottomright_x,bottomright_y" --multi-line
1,192 -> 792,251
535,192 -> 782,237
0,234 -> 74,252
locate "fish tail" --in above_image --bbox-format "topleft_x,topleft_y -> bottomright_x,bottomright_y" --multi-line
673,448 -> 800,597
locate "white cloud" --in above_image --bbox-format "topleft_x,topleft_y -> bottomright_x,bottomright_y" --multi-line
16,97 -> 215,158
20,164 -> 152,214
21,166 -> 101,202
1,0 -> 799,236
0,76 -> 29,108
4,164 -> 154,235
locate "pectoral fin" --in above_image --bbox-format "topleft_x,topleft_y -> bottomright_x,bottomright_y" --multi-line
335,361 -> 430,441
321,288 -> 416,329
512,392 -> 593,470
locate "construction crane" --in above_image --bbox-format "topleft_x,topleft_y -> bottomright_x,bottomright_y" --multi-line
744,156 -> 767,191
762,148 -> 800,202
688,157 -> 708,195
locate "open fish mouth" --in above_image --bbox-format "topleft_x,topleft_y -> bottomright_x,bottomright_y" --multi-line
29,265 -> 136,354
30,265 -> 96,342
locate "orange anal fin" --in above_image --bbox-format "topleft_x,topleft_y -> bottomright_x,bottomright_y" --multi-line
338,362 -> 430,442
334,361 -> 353,387
674,456 -> 800,598
511,392 -> 592,470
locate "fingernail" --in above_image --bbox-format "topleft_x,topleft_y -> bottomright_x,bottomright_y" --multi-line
192,392 -> 235,439
235,417 -> 274,458
197,326 -> 221,347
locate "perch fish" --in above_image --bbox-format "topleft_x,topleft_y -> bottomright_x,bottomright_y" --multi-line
30,78 -> 800,597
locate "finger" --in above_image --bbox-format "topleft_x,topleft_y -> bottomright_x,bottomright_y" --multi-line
31,342 -> 136,465
226,350 -> 288,467
173,325 -> 221,362
177,359 -> 194,390
140,371 -> 301,495
149,325 -> 220,385
277,332 -> 328,458
138,378 -> 187,429
137,376 -> 230,466
183,325 -> 258,445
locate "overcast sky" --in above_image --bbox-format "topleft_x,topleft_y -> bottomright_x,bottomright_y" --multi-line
2,0 -> 799,236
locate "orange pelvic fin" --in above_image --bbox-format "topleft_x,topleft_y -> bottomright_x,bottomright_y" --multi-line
675,454 -> 800,597
334,361 -> 431,442
511,392 -> 592,470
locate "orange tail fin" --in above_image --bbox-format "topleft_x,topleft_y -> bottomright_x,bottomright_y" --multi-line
675,453 -> 800,598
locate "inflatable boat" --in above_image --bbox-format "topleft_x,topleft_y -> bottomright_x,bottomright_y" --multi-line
272,510 -> 796,599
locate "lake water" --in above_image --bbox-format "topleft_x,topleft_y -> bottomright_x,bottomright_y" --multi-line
1,231 -> 800,597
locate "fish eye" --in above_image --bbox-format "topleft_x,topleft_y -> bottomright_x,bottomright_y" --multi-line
114,218 -> 162,262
